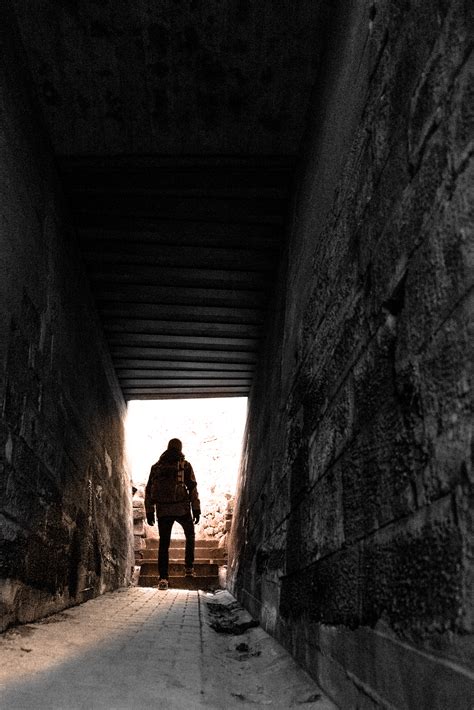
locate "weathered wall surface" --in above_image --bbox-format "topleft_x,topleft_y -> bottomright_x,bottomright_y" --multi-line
12,0 -> 324,156
0,6 -> 133,631
229,1 -> 473,707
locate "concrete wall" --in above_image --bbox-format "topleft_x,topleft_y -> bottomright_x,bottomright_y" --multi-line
11,0 -> 324,157
229,2 -> 473,707
0,6 -> 133,631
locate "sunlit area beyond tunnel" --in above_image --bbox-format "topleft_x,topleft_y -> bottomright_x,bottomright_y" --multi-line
126,398 -> 247,502
126,397 -> 247,548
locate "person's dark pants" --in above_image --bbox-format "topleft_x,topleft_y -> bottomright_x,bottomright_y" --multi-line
157,512 -> 195,580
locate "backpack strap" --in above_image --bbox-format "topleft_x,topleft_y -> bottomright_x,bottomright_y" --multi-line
177,458 -> 185,485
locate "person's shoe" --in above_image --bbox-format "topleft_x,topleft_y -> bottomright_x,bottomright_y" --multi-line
185,567 -> 195,577
157,578 -> 169,590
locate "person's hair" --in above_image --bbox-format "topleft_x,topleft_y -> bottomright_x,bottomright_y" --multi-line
167,438 -> 182,452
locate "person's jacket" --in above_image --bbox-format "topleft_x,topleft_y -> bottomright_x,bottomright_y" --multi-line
145,448 -> 201,518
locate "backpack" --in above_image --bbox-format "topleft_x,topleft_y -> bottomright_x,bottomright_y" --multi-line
149,457 -> 189,505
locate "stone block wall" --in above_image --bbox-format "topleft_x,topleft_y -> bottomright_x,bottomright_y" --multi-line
0,6 -> 133,630
229,1 -> 473,707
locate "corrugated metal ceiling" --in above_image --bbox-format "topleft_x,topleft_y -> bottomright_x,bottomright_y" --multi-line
61,155 -> 293,398
13,0 -> 324,398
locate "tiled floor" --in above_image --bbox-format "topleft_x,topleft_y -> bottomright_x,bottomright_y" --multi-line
0,588 -> 336,709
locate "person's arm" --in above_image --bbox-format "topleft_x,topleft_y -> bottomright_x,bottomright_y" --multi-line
185,462 -> 200,523
144,468 -> 156,525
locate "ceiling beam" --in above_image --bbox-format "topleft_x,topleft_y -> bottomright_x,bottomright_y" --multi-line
107,333 -> 259,351
99,304 -> 264,324
88,266 -> 271,291
104,319 -> 260,338
114,362 -> 254,373
95,285 -> 267,308
112,347 -> 258,363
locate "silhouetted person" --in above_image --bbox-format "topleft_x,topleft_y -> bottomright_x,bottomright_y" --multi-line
145,438 -> 201,590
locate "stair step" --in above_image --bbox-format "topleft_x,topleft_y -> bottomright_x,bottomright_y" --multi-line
137,551 -> 226,562
143,546 -> 226,553
138,551 -> 225,557
146,537 -> 221,550
135,557 -> 226,569
139,561 -> 218,575
138,574 -> 220,591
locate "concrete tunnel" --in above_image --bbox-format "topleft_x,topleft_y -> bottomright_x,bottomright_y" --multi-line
0,1 -> 472,707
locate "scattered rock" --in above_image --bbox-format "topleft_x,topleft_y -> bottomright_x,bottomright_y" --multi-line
133,520 -> 145,535
131,565 -> 141,586
231,692 -> 246,701
134,536 -> 145,551
7,626 -> 35,638
205,594 -> 259,635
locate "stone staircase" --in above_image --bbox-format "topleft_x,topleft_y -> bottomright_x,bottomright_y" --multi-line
137,538 -> 226,590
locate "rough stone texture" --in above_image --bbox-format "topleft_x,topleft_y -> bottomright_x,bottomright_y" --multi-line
229,1 -> 474,707
0,7 -> 133,631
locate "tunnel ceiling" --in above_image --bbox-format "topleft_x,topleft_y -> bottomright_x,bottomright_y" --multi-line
13,0 -> 324,399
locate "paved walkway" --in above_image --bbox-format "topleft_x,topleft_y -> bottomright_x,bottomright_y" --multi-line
0,588 -> 336,709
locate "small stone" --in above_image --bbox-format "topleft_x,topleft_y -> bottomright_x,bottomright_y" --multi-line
134,536 -> 145,550
133,521 -> 145,535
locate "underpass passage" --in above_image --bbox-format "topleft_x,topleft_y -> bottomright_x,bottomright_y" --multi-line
0,588 -> 336,710
1,2 -> 472,707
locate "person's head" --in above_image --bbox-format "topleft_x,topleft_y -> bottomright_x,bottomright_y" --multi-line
167,438 -> 182,453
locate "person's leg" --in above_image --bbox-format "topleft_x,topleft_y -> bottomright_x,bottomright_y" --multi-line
178,511 -> 195,570
157,516 -> 174,579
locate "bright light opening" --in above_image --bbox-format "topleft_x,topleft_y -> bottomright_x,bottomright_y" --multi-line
125,397 -> 248,540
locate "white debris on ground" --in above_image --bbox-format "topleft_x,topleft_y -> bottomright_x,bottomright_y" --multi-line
201,591 -> 337,709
